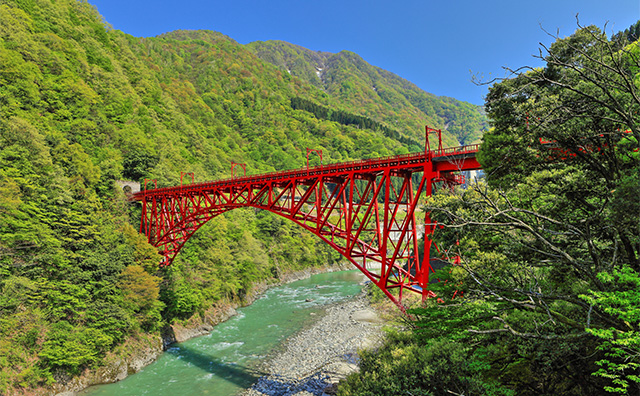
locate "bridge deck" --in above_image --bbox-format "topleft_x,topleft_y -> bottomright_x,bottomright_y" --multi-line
133,144 -> 481,200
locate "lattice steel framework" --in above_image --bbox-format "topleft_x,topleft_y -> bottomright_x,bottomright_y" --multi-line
133,135 -> 481,310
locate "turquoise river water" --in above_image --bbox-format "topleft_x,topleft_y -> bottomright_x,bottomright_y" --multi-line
79,270 -> 366,396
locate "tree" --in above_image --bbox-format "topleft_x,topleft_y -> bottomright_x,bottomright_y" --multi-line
582,267 -> 640,394
425,22 -> 640,395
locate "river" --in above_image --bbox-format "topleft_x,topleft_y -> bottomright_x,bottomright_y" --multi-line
79,270 -> 366,396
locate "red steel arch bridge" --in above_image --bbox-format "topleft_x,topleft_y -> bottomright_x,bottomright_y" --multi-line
132,127 -> 482,310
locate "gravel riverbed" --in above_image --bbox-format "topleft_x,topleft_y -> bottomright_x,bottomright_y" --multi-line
240,292 -> 386,396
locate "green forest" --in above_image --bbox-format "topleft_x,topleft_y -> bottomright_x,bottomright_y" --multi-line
0,0 -> 638,395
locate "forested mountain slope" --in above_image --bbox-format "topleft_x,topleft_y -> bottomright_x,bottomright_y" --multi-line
0,0 -> 486,393
247,40 -> 488,144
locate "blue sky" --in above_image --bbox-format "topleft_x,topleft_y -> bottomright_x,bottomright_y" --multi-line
89,0 -> 639,105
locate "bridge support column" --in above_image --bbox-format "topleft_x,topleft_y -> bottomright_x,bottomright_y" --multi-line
421,158 -> 440,301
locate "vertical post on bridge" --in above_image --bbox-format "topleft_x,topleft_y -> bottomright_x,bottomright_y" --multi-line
144,178 -> 157,191
180,172 -> 194,185
231,162 -> 246,178
425,126 -> 430,156
139,198 -> 147,234
141,179 -> 157,234
425,125 -> 443,155
380,169 -> 391,291
306,148 -> 323,173
421,125 -> 443,301
422,165 -> 434,301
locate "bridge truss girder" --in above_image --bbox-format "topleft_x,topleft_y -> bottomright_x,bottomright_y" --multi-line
137,147 -> 481,310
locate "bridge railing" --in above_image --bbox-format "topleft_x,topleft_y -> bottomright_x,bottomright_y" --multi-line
134,144 -> 481,198
437,144 -> 481,157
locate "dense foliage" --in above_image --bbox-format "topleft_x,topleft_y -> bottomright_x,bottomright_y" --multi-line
0,0 -> 489,393
340,23 -> 640,396
290,96 -> 422,149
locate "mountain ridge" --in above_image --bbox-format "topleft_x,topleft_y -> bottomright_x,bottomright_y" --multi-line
245,39 -> 487,144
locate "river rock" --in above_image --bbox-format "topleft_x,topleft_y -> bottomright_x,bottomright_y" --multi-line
351,308 -> 384,323
241,292 -> 384,396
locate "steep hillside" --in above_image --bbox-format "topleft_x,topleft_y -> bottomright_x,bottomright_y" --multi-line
247,40 -> 488,144
0,0 -> 486,393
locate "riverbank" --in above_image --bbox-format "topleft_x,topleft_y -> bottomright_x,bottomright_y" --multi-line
162,263 -> 353,347
241,291 -> 386,396
51,263 -> 353,396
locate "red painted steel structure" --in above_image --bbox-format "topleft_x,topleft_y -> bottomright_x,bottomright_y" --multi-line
180,172 -> 194,185
132,134 -> 481,310
306,148 -> 323,170
230,162 -> 246,178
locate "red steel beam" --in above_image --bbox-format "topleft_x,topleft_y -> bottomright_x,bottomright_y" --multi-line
132,144 -> 481,311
